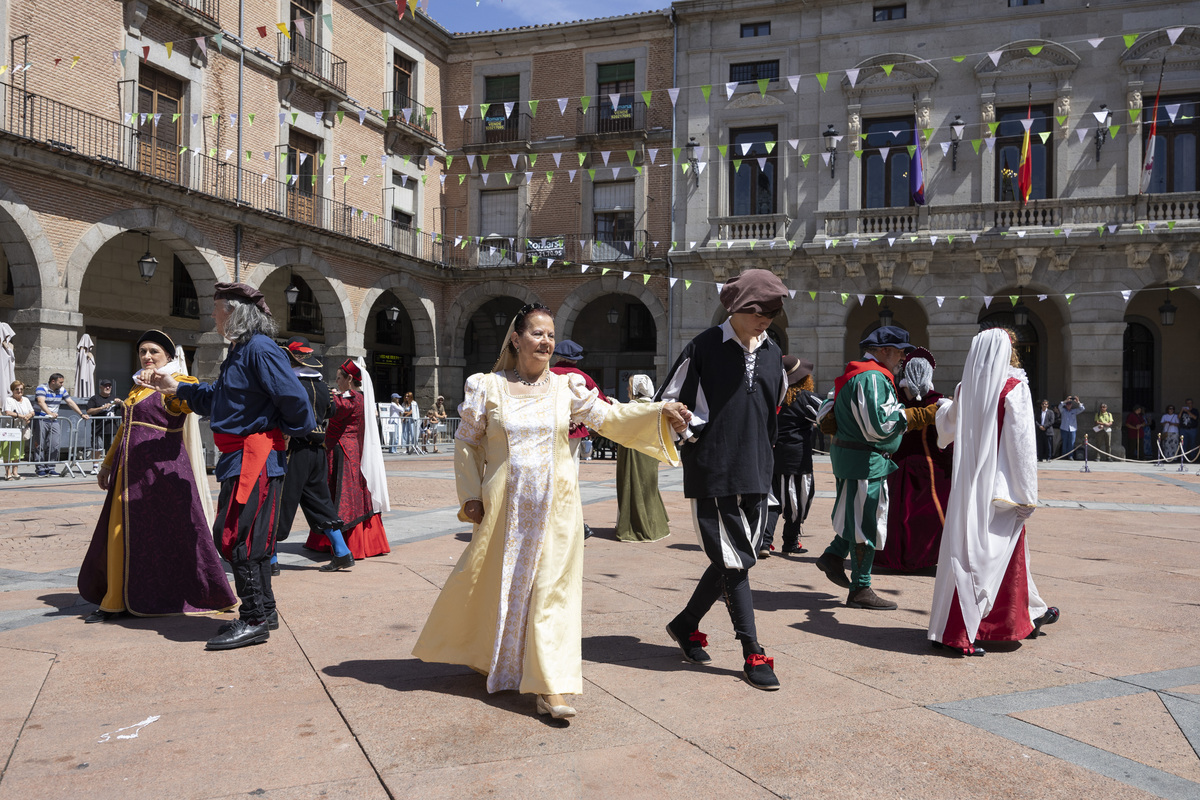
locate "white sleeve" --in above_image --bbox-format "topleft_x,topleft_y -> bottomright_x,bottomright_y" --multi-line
935,384 -> 961,449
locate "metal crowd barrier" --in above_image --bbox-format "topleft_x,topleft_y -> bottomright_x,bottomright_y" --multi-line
0,412 -> 126,479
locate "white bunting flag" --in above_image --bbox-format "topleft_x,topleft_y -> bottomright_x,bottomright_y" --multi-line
940,142 -> 950,155
878,147 -> 890,161
788,139 -> 799,150
669,277 -> 678,288
887,237 -> 896,247
581,264 -> 589,273
296,18 -> 306,38
930,235 -> 938,246
1167,27 -> 1185,45
622,271 -> 631,280
568,169 -> 577,182
552,152 -> 562,167
1038,294 -> 1048,301
715,283 -> 724,294
788,289 -> 796,298
725,82 -> 737,100
988,50 -> 1003,66
983,296 -> 993,308
647,148 -> 658,164
1088,38 -> 1104,48
936,296 -> 945,307
1016,230 -> 1026,238
970,234 -> 979,244
846,68 -> 859,88
787,75 -> 800,93
1121,290 -> 1132,302
821,152 -> 831,166
1063,228 -> 1072,237
609,93 -> 621,111
1077,128 -> 1089,143
504,101 -> 515,117
667,88 -> 680,106
856,294 -> 866,306
1166,104 -> 1181,123
600,150 -> 611,165
558,97 -> 568,115
510,153 -> 519,167
481,173 -> 489,184
458,104 -> 467,120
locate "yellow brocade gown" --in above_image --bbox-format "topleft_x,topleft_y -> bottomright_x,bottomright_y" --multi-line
412,371 -> 678,696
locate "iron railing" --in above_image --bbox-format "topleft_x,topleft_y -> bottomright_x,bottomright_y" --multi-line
278,33 -> 347,95
579,100 -> 647,137
162,0 -> 219,24
434,231 -> 661,268
383,91 -> 438,141
4,84 -> 134,166
464,110 -> 531,146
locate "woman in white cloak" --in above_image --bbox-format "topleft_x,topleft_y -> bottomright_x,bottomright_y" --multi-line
928,328 -> 1059,656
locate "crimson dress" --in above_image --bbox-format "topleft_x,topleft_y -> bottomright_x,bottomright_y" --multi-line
877,390 -> 953,571
304,390 -> 390,559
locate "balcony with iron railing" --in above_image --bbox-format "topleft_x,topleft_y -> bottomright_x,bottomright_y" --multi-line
711,213 -> 790,242
383,91 -> 439,145
143,0 -> 221,33
278,33 -> 347,97
435,231 -> 662,269
578,100 -> 647,139
463,111 -> 531,149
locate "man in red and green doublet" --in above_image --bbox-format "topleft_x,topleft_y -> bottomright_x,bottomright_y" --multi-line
815,327 -> 938,610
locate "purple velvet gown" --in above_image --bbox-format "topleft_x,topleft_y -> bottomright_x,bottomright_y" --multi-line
78,388 -> 237,616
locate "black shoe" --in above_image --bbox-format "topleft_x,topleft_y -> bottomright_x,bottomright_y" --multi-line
319,553 -> 355,572
270,562 -> 281,577
781,542 -> 807,555
1026,606 -> 1060,639
743,646 -> 781,691
205,619 -> 269,650
266,610 -> 279,631
583,524 -> 594,539
932,640 -> 986,657
846,586 -> 898,610
84,609 -> 125,624
665,618 -> 712,665
815,552 -> 852,589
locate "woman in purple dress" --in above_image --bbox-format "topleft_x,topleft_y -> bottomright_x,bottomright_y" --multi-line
78,330 -> 236,622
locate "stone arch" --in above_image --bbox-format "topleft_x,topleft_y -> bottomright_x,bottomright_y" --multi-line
1120,26 -> 1200,69
974,40 -> 1080,86
355,272 -> 437,360
444,280 -> 544,361
557,276 -> 668,360
65,206 -> 228,314
244,248 -> 355,356
840,292 -> 930,364
842,53 -> 939,98
0,177 -> 58,310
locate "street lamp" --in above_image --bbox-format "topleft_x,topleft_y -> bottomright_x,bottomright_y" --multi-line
823,124 -> 840,178
136,232 -> 157,284
385,305 -> 401,327
1013,301 -> 1030,328
877,301 -> 894,328
1094,104 -> 1112,162
1159,296 -> 1177,326
284,270 -> 300,307
949,114 -> 964,171
684,136 -> 700,185
607,308 -> 620,325
494,310 -> 508,327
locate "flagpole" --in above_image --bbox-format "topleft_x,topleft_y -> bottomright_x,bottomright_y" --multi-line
1140,54 -> 1168,195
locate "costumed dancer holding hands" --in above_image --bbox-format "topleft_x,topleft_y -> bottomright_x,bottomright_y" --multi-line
875,347 -> 953,572
273,337 -> 349,573
614,374 -> 672,542
657,269 -> 790,691
78,330 -> 236,622
146,283 -> 314,651
814,327 -> 940,610
761,356 -> 820,557
302,357 -> 390,567
928,328 -> 1059,657
413,303 -> 689,720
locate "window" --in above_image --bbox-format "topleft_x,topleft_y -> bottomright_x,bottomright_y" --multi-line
1143,95 -> 1198,194
729,126 -> 778,216
873,4 -> 906,20
862,116 -> 914,209
479,189 -> 517,266
286,130 -> 319,225
740,22 -> 770,37
171,257 -> 199,319
594,181 -> 635,262
484,75 -> 521,143
137,65 -> 183,182
393,54 -> 414,106
290,0 -> 317,37
598,62 -> 635,133
624,304 -> 655,350
1008,0 -> 1043,6
995,105 -> 1054,201
392,173 -> 416,227
730,60 -> 779,85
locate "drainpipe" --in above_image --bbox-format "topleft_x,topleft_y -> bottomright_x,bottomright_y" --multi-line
666,7 -> 678,367
235,0 -> 244,280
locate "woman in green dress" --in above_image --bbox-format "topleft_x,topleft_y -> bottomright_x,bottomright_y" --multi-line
615,374 -> 671,542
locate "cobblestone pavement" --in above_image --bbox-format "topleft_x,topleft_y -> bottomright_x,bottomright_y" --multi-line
1,455 -> 1198,799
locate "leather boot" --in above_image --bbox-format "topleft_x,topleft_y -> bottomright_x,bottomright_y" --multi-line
815,552 -> 851,588
845,585 -> 898,610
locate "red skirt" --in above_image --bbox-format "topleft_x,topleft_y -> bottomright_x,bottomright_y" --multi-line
304,513 -> 390,559
940,529 -> 1036,647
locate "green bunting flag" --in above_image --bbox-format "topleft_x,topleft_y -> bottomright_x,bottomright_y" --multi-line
718,145 -> 728,159
765,141 -> 775,153
816,73 -> 829,91
922,128 -> 933,141
627,149 -> 636,164
504,173 -> 512,184
1038,131 -> 1051,144
987,122 -> 1000,136
580,96 -> 591,114
757,78 -> 770,96
480,103 -> 489,119
1137,223 -> 1145,233
337,110 -> 344,123
1129,108 -> 1141,122
1109,124 -> 1120,139
587,168 -> 596,181
906,145 -> 916,157
1123,33 -> 1139,48
446,155 -> 453,169
1009,295 -> 1019,306
971,139 -> 983,154
381,110 -> 390,122
578,152 -> 587,166
947,234 -> 955,244
601,268 -> 611,275
809,291 -> 817,300
480,154 -> 490,169
800,153 -> 811,166
732,159 -> 742,171
684,280 -> 692,289
1066,293 -> 1075,304
874,294 -> 883,303
853,150 -> 863,159
1056,115 -> 1067,127
528,99 -> 538,117
1168,221 -> 1177,230
881,64 -> 894,76
701,85 -> 712,102
672,147 -> 681,162
643,274 -> 650,284
1028,45 -> 1043,55
528,154 -> 536,167
546,172 -> 553,182
840,293 -> 849,305
952,55 -> 965,62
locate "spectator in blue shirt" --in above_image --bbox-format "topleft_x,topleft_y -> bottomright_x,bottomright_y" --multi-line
1058,395 -> 1086,460
33,373 -> 84,476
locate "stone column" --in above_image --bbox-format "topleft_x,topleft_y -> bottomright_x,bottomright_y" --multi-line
925,323 -> 981,389
1062,319 -> 1126,458
10,304 -> 81,388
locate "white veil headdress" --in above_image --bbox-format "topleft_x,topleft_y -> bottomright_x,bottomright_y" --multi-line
356,357 -> 391,514
168,347 -> 216,529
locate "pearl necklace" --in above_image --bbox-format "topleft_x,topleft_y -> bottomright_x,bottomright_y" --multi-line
515,369 -> 549,387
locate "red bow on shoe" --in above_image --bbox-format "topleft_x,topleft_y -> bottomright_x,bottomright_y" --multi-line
746,653 -> 774,669
689,631 -> 709,647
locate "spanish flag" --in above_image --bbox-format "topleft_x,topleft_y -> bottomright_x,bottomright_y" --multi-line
1017,103 -> 1033,205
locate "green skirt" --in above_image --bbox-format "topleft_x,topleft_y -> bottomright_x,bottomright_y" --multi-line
615,444 -> 670,542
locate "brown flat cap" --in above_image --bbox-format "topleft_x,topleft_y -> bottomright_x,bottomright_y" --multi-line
719,268 -> 789,314
214,282 -> 272,317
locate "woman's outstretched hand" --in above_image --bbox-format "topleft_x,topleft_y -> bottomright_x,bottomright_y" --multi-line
663,402 -> 691,433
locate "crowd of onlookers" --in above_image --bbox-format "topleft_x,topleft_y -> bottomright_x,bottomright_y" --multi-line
1034,394 -> 1198,462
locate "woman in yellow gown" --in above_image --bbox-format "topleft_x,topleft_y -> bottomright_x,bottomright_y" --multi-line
413,304 -> 689,719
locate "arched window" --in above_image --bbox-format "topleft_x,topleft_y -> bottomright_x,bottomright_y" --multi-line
1123,322 -> 1154,414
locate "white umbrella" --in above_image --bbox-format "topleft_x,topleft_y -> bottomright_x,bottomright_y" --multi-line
75,333 -> 95,399
0,323 -> 15,402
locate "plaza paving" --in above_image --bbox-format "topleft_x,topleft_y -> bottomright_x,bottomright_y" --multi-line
0,454 -> 1198,799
